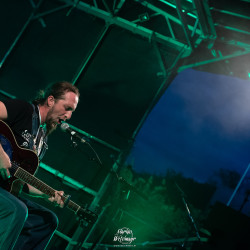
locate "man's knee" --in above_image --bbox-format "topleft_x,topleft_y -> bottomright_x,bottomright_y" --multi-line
0,194 -> 28,249
45,210 -> 59,230
0,194 -> 28,225
10,198 -> 28,225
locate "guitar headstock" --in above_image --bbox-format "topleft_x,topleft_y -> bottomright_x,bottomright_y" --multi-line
76,207 -> 98,224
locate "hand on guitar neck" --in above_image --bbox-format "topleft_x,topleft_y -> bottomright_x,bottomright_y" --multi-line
28,185 -> 65,208
48,190 -> 65,208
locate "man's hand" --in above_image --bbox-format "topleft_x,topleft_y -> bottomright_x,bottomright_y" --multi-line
0,146 -> 11,180
48,191 -> 64,208
27,185 -> 65,208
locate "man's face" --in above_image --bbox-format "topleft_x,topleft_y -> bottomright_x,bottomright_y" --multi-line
46,91 -> 79,133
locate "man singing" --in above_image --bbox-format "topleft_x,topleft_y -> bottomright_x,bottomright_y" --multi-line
0,81 -> 79,249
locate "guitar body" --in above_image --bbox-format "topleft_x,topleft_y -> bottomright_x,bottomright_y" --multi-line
0,120 -> 39,194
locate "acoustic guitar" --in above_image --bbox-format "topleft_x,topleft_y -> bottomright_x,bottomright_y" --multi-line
0,120 -> 97,224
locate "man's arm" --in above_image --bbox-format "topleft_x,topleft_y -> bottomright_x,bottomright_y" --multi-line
0,101 -> 11,179
0,144 -> 11,179
0,101 -> 8,120
27,184 -> 65,208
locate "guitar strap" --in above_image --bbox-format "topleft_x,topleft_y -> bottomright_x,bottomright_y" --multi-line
19,105 -> 48,194
31,104 -> 48,160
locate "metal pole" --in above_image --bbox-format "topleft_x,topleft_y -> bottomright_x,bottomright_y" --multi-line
0,89 -> 16,99
66,152 -> 125,250
178,49 -> 250,72
67,122 -> 121,153
227,163 -> 250,206
132,46 -> 185,140
71,25 -> 110,85
175,0 -> 194,49
39,162 -> 97,196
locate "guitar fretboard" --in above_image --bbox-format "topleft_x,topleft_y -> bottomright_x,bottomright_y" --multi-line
14,166 -> 81,214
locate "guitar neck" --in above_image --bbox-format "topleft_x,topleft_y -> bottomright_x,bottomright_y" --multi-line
15,167 -> 81,214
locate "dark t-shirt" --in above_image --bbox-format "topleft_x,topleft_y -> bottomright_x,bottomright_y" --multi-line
2,99 -> 47,159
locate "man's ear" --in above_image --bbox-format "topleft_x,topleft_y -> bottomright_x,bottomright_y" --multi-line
47,95 -> 55,107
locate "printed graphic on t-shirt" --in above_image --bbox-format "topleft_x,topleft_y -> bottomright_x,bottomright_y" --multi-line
21,130 -> 33,148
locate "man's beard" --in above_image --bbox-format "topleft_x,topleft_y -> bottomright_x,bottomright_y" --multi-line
45,118 -> 57,136
45,108 -> 58,135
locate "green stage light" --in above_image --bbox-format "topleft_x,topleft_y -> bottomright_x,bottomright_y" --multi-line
139,13 -> 150,22
159,0 -> 176,9
159,0 -> 197,19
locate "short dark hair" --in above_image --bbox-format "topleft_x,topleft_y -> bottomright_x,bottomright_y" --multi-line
32,81 -> 80,105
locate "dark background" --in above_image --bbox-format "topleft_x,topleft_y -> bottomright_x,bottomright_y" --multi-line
1,0 -> 250,249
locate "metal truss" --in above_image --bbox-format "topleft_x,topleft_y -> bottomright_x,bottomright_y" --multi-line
0,0 -> 71,69
58,0 -> 216,58
178,47 -> 250,73
0,0 -> 217,81
178,4 -> 250,74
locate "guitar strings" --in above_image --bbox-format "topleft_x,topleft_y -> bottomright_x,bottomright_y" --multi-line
10,162 -> 95,221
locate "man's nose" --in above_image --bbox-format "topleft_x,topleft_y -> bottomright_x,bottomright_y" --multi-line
65,111 -> 72,120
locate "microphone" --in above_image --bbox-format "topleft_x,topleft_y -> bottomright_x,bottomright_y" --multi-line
60,123 -> 86,143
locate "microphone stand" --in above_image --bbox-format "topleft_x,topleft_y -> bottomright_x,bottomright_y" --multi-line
117,176 -> 148,200
70,136 -> 103,167
175,183 -> 201,243
111,169 -> 148,201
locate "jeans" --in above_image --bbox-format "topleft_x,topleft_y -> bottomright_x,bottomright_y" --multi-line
0,187 -> 58,250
